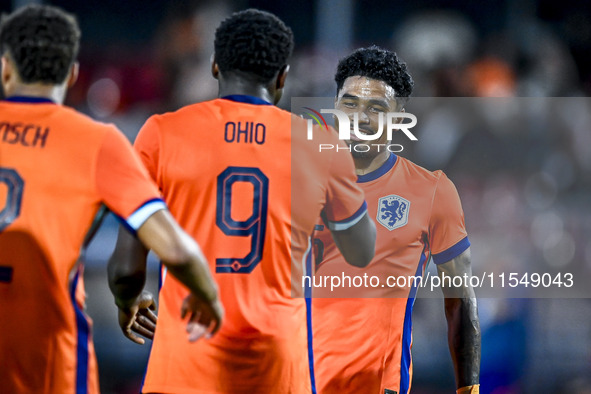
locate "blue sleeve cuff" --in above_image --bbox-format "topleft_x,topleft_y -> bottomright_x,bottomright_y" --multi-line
432,236 -> 470,265
116,198 -> 167,235
327,201 -> 367,231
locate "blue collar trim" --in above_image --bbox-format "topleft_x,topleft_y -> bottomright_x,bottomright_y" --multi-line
357,154 -> 397,183
4,96 -> 55,104
221,95 -> 272,106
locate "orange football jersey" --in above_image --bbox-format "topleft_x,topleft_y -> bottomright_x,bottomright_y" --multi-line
0,97 -> 164,394
135,95 -> 366,393
312,153 -> 470,394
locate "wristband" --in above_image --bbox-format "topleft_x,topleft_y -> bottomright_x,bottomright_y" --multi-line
457,385 -> 479,394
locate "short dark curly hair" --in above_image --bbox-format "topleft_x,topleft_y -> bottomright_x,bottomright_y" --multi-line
335,46 -> 414,105
0,5 -> 80,84
214,9 -> 293,83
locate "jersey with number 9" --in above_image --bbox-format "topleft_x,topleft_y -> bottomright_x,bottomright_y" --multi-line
136,95 -> 366,393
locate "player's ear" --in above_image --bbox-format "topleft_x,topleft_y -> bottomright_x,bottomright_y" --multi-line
211,54 -> 219,79
66,62 -> 79,88
1,54 -> 18,88
276,64 -> 289,90
1,55 -> 11,86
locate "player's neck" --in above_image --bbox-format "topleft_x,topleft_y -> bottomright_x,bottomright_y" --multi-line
354,151 -> 391,176
6,83 -> 66,104
217,78 -> 275,105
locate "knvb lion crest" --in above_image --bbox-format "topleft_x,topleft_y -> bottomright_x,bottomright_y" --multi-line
377,195 -> 410,231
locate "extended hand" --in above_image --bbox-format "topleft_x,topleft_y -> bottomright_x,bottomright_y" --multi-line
117,290 -> 158,345
180,293 -> 224,342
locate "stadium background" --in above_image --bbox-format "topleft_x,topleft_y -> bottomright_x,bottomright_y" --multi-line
1,0 -> 590,393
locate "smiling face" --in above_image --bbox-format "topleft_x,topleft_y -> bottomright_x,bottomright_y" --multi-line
335,76 -> 401,160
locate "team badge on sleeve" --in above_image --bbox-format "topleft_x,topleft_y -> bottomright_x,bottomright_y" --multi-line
377,195 -> 410,231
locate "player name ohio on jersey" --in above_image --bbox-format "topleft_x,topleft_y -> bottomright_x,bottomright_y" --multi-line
0,121 -> 49,148
224,121 -> 266,144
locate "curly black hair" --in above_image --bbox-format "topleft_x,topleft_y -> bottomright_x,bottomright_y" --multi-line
214,9 -> 294,83
335,46 -> 414,104
0,4 -> 80,84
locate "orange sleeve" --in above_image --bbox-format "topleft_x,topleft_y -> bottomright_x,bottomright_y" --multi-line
323,140 -> 367,231
133,116 -> 160,185
428,172 -> 470,264
95,126 -> 164,229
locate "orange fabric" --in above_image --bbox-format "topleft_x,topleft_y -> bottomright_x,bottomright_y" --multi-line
0,100 -> 161,393
312,155 -> 469,394
135,97 -> 365,393
457,384 -> 480,394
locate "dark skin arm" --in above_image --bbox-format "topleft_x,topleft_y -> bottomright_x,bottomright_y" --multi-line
323,211 -> 376,268
107,225 -> 155,344
436,247 -> 481,389
108,209 -> 223,344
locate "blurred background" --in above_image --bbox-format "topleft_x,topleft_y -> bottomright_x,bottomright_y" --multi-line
1,0 -> 590,393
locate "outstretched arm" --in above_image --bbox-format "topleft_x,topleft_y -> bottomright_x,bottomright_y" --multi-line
326,211 -> 376,268
436,247 -> 481,392
107,223 -> 155,344
108,209 -> 223,343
